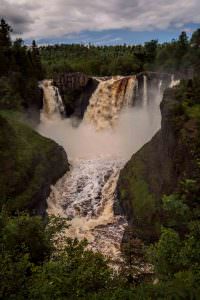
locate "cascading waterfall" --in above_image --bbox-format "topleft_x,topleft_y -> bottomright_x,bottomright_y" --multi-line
47,158 -> 127,263
158,80 -> 162,94
156,80 -> 163,104
143,75 -> 148,107
84,76 -> 137,130
39,80 -> 65,119
38,74 -> 168,267
170,74 -> 180,88
135,79 -> 139,99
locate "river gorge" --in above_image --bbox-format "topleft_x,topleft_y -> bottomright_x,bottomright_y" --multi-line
38,74 -> 176,264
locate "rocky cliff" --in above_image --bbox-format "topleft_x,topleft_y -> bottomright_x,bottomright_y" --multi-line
117,82 -> 200,242
53,72 -> 99,117
24,86 -> 44,125
0,112 -> 69,214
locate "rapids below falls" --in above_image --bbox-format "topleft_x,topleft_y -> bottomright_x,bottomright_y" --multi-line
38,75 -> 178,266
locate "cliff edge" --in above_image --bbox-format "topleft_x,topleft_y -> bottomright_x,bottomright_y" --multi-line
118,79 -> 200,242
0,111 -> 69,214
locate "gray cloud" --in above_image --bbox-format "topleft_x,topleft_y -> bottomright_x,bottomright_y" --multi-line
1,0 -> 200,39
0,0 -> 35,33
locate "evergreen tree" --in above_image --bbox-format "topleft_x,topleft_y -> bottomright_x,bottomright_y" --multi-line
0,19 -> 12,76
31,40 -> 44,79
0,18 -> 12,48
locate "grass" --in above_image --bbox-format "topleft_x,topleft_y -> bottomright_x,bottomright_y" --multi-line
185,104 -> 200,120
0,110 -> 67,212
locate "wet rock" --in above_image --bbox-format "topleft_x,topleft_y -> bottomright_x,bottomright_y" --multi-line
47,158 -> 128,263
53,72 -> 99,118
0,113 -> 69,215
117,86 -> 199,242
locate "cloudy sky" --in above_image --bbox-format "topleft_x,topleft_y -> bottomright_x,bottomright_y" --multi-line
1,0 -> 200,44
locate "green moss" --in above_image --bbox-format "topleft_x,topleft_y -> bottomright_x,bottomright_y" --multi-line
185,104 -> 200,119
0,110 -> 67,212
119,171 -> 157,226
130,179 -> 156,223
118,158 -> 159,241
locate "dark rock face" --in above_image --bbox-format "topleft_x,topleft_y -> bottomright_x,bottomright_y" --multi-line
53,72 -> 99,118
135,72 -> 171,106
135,70 -> 193,107
73,78 -> 99,118
24,86 -> 43,125
117,87 -> 196,242
0,113 -> 69,215
29,144 -> 69,215
54,72 -> 89,90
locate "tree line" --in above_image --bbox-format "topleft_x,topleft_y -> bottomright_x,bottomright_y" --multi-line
0,19 -> 44,111
40,30 -> 200,77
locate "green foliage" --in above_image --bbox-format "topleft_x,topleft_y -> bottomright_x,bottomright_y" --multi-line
29,240 -> 112,299
5,210 -> 200,300
0,211 -> 53,264
0,76 -> 22,109
0,211 -> 120,300
131,180 -> 156,223
144,40 -> 158,68
118,160 -> 160,242
174,77 -> 200,126
40,44 -> 147,77
147,151 -> 200,291
162,194 -> 190,229
1,209 -> 199,299
40,29 -> 200,77
0,211 -> 58,299
0,111 -> 67,211
118,73 -> 200,297
148,228 -> 182,279
120,164 -> 153,215
148,222 -> 200,284
0,19 -> 44,111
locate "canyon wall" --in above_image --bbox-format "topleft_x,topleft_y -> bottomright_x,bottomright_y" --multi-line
53,72 -> 99,117
52,71 -> 173,119
117,85 -> 199,242
0,112 -> 69,214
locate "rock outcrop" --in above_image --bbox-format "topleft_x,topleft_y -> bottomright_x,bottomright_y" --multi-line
24,86 -> 44,125
53,72 -> 99,118
135,72 -> 171,106
0,112 -> 69,215
54,72 -> 89,90
117,85 -> 199,242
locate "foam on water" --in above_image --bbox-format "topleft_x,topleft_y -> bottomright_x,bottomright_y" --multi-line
37,75 -> 165,264
47,157 -> 127,263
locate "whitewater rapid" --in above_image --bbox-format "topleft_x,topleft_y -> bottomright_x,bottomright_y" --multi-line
84,76 -> 137,130
47,157 -> 127,263
38,74 -> 170,264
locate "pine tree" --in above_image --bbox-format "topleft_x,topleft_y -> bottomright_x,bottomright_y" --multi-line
0,18 -> 12,48
31,40 -> 44,79
0,19 -> 12,75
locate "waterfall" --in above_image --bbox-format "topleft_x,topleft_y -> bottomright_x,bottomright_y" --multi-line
135,79 -> 139,98
143,75 -> 148,107
39,80 -> 65,119
47,158 -> 127,264
84,76 -> 136,130
38,72 -> 170,268
170,74 -> 180,88
54,86 -> 65,115
158,80 -> 163,94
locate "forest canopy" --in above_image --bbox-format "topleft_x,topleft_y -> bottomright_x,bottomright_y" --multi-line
40,30 -> 200,77
0,19 -> 44,111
